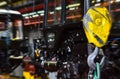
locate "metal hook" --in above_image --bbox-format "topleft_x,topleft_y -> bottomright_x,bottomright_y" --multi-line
87,47 -> 105,70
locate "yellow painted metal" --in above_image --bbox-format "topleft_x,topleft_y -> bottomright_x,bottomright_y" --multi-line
83,6 -> 112,47
35,48 -> 40,58
23,71 -> 34,79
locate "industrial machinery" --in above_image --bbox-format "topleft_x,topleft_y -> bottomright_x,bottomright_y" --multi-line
0,9 -> 25,75
83,1 -> 120,79
83,6 -> 112,79
23,0 -> 120,79
0,0 -> 119,79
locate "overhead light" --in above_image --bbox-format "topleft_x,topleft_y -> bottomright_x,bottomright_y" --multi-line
24,16 -> 29,19
0,1 -> 7,6
92,0 -> 95,3
116,0 -> 120,2
69,7 -> 75,10
23,12 -> 37,17
95,3 -> 101,6
9,10 -> 21,14
32,14 -> 39,17
96,0 -> 101,2
40,14 -> 44,16
110,1 -> 114,3
50,11 -> 54,14
55,7 -> 62,10
22,13 -> 29,17
29,12 -> 36,15
29,16 -> 32,18
55,3 -> 80,10
37,10 -> 44,14
67,3 -> 80,8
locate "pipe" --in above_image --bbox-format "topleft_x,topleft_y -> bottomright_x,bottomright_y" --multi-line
43,0 -> 48,28
61,0 -> 66,25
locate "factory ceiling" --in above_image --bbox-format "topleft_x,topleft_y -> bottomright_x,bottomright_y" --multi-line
0,0 -> 119,14
0,0 -> 43,10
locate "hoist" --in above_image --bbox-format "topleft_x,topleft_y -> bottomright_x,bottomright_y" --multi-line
83,6 -> 112,79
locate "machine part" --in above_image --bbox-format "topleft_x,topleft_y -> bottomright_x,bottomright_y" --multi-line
87,47 -> 105,70
44,61 -> 58,72
83,6 -> 112,47
83,4 -> 112,79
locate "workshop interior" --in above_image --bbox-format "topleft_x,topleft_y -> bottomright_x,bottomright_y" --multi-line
0,0 -> 120,79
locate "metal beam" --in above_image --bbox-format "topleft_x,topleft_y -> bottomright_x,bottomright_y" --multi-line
43,0 -> 48,28
61,0 -> 66,25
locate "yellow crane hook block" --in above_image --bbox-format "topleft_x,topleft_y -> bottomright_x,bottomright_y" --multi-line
83,6 -> 112,47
